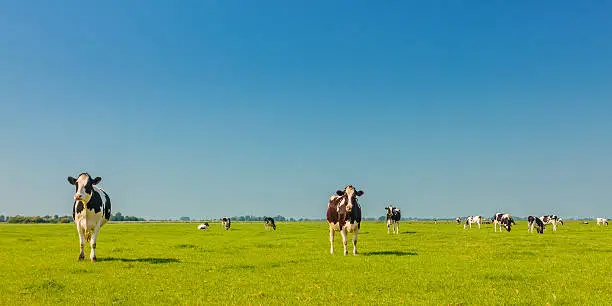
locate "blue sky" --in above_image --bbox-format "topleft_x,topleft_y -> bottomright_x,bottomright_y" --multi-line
1,1 -> 611,220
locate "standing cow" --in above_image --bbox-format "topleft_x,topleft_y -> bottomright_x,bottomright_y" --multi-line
326,185 -> 364,255
264,217 -> 276,231
221,217 -> 231,230
493,213 -> 514,232
456,217 -> 461,225
527,216 -> 544,234
541,215 -> 561,231
464,216 -> 482,229
68,173 -> 111,262
597,218 -> 609,226
385,206 -> 401,234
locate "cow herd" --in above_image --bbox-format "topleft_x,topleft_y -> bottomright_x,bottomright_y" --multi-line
67,176 -> 609,260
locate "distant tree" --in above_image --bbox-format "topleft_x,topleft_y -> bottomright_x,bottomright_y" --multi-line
59,217 -> 71,223
179,217 -> 190,221
377,216 -> 386,222
110,212 -> 124,221
0,215 -> 5,222
53,215 -> 59,220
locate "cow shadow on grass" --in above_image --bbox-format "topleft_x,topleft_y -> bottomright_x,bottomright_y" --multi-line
361,251 -> 417,256
402,231 -> 417,234
97,257 -> 180,264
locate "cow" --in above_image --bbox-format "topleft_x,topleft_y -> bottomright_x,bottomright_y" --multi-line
197,222 -> 210,230
264,217 -> 276,231
493,213 -> 514,232
463,216 -> 482,229
456,217 -> 461,225
527,216 -> 544,234
326,185 -> 364,255
385,206 -> 401,234
597,218 -> 609,226
540,215 -> 561,231
67,173 -> 111,262
221,217 -> 231,230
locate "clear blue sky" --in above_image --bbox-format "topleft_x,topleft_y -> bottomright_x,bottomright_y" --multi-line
1,1 -> 611,220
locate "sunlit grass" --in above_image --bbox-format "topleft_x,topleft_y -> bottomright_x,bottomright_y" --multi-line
1,221 -> 610,305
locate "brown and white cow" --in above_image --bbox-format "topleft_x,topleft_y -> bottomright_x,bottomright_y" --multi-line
68,173 -> 112,262
326,185 -> 364,255
493,213 -> 514,232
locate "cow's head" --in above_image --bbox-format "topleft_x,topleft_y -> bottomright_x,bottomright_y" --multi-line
385,206 -> 394,217
336,185 -> 363,213
67,173 -> 101,205
503,217 -> 513,232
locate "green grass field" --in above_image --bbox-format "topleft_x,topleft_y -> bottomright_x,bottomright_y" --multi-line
1,221 -> 610,305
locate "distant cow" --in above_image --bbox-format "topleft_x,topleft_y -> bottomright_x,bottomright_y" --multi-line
385,206 -> 401,234
68,173 -> 112,262
493,213 -> 514,232
527,216 -> 544,234
197,222 -> 210,230
221,217 -> 231,230
264,217 -> 276,230
326,185 -> 364,255
456,217 -> 461,225
597,218 -> 609,226
464,216 -> 482,229
540,215 -> 561,231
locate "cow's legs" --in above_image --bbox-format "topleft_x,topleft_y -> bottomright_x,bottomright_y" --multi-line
77,227 -> 85,261
387,221 -> 390,234
340,230 -> 349,255
395,222 -> 399,234
89,226 -> 101,262
352,230 -> 359,255
329,229 -> 335,254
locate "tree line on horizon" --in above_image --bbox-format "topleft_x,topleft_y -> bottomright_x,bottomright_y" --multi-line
0,212 -> 144,224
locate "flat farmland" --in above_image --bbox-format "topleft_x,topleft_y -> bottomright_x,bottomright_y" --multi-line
0,221 -> 610,305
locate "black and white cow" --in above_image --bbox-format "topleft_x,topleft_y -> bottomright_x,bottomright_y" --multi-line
67,173 -> 111,262
264,217 -> 276,231
464,216 -> 482,229
493,213 -> 514,232
597,218 -> 609,226
197,222 -> 210,230
385,205 -> 401,234
527,216 -> 544,234
540,215 -> 561,231
456,217 -> 461,225
221,217 -> 231,230
326,185 -> 363,255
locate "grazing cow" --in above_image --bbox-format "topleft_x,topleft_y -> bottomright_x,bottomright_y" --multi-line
597,218 -> 609,226
527,216 -> 544,234
463,216 -> 482,229
264,217 -> 276,231
493,213 -> 514,232
67,173 -> 111,262
456,217 -> 461,225
326,185 -> 364,255
540,215 -> 561,231
385,206 -> 401,234
197,222 -> 210,230
221,217 -> 231,230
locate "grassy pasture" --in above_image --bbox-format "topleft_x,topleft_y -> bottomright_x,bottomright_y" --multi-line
0,221 -> 610,305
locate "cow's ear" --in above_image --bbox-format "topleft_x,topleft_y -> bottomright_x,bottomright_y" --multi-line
356,190 -> 364,196
336,190 -> 344,196
68,177 -> 77,185
92,177 -> 102,185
